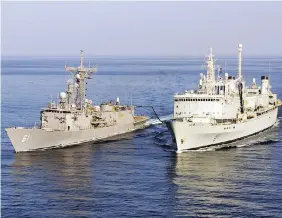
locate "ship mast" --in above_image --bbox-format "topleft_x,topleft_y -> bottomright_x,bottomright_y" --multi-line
206,47 -> 215,82
237,44 -> 243,79
65,50 -> 97,110
204,47 -> 216,94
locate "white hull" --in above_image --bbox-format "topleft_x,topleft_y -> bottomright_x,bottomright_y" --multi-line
166,108 -> 278,152
6,121 -> 146,153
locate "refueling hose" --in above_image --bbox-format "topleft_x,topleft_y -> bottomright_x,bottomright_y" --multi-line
135,105 -> 165,124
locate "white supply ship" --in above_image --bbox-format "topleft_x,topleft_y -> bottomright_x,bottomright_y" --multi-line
166,44 -> 281,152
6,51 -> 148,153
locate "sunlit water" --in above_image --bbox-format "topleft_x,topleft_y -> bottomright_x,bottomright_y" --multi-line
2,56 -> 282,217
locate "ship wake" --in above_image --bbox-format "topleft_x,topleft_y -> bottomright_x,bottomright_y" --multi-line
146,114 -> 172,126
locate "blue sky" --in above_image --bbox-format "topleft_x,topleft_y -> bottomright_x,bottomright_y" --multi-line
2,1 -> 282,56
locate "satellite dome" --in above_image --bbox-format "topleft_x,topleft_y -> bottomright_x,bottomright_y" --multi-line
60,92 -> 67,99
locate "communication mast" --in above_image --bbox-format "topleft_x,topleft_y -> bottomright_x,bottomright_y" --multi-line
206,47 -> 215,82
65,50 -> 98,110
237,44 -> 243,79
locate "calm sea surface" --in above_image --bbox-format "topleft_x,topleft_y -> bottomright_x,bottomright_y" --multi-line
2,56 -> 282,217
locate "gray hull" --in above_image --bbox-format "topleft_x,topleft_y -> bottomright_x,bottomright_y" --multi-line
6,119 -> 147,153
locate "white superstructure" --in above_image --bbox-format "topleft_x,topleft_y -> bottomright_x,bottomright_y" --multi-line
166,44 -> 281,152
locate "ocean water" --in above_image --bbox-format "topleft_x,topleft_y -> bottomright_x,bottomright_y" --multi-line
2,56 -> 282,217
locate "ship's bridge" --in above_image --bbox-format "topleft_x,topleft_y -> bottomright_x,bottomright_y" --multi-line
199,76 -> 240,96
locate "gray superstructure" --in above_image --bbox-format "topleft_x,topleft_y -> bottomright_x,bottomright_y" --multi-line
6,51 -> 148,152
166,44 -> 281,152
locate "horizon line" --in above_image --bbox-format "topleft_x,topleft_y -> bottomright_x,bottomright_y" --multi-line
2,54 -> 282,58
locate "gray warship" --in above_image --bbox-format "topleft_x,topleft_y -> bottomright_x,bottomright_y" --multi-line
6,51 -> 148,153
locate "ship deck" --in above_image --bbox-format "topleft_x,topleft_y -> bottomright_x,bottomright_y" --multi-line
134,116 -> 149,124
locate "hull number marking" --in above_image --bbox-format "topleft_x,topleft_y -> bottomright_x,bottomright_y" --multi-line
22,134 -> 30,143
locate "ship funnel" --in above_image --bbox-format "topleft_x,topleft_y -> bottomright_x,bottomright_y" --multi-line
261,76 -> 269,95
